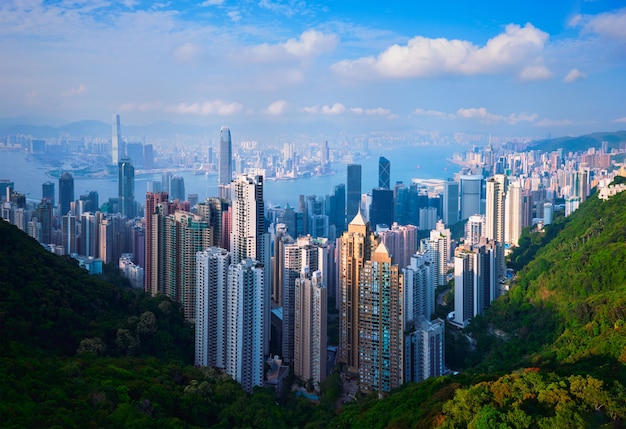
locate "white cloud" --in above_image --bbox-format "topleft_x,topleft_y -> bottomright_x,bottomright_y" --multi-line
227,10 -> 241,22
518,64 -> 553,81
563,68 -> 587,83
174,43 -> 201,63
456,107 -> 538,124
321,103 -> 345,114
242,30 -> 338,63
581,8 -> 626,40
61,84 -> 87,96
301,105 -> 319,114
263,99 -> 289,115
414,108 -> 454,119
167,101 -> 244,116
120,100 -> 243,116
119,101 -> 165,112
301,103 -> 345,115
331,23 -> 550,79
535,118 -> 574,127
199,0 -> 224,6
613,117 -> 626,123
350,107 -> 393,116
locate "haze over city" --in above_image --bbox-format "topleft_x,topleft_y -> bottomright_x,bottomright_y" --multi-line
1,0 -> 625,139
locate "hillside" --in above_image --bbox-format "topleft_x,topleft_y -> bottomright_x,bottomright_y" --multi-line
0,221 -> 337,428
334,184 -> 626,428
528,130 -> 626,153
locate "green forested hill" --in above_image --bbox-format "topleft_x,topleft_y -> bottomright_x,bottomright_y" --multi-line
334,185 -> 626,428
0,221 -> 336,428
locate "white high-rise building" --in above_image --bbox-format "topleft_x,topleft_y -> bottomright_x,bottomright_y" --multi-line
230,173 -> 270,355
195,247 -> 231,368
226,259 -> 265,393
485,174 -> 506,243
505,180 -> 523,247
466,214 -> 486,246
294,270 -> 327,389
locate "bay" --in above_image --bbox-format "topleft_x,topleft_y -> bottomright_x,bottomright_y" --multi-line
0,145 -> 460,208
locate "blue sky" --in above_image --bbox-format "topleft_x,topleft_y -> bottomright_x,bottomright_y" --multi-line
1,0 -> 625,139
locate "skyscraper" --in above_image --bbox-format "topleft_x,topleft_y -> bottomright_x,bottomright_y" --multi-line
58,172 -> 74,216
443,180 -> 459,225
170,176 -> 186,202
338,210 -> 378,374
42,181 -> 55,206
378,156 -> 390,189
330,184 -> 346,235
36,200 -> 53,244
118,157 -> 135,218
62,212 -> 77,255
112,114 -> 122,165
346,164 -> 362,220
358,243 -> 404,394
459,175 -> 482,220
219,126 -> 232,199
369,188 -> 394,229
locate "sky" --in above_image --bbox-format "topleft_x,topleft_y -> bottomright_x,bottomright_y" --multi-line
1,0 -> 626,139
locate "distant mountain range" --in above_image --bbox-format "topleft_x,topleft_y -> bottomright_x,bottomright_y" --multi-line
528,130 -> 626,153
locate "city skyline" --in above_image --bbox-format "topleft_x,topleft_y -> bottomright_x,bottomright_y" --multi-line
0,1 -> 625,139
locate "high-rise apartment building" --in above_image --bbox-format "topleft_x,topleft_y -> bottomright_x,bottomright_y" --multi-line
358,243 -> 404,394
485,174 -> 507,243
226,259 -> 266,393
230,172 -> 270,354
294,270 -> 327,389
338,210 -> 378,374
118,157 -> 135,219
405,318 -> 445,383
218,126 -> 232,200
403,253 -> 435,325
195,247 -> 231,368
145,192 -> 169,295
505,180 -> 523,247
58,172 -> 74,216
377,223 -> 418,270
281,236 -> 324,363
346,164 -> 362,221
466,214 -> 486,246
